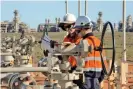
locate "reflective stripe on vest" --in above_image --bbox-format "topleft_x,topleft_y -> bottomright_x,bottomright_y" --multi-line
83,36 -> 107,72
84,67 -> 102,72
85,57 -> 106,61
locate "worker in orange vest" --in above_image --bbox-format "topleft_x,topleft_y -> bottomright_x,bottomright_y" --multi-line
73,16 -> 107,89
58,13 -> 81,72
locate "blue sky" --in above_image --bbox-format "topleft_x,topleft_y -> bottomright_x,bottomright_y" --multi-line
1,0 -> 133,29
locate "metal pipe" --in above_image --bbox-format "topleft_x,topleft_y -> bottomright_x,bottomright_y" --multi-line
65,0 -> 68,14
123,0 -> 126,61
1,67 -> 49,73
85,0 -> 87,16
0,53 -> 13,56
78,0 -> 80,16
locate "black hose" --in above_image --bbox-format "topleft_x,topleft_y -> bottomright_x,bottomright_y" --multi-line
100,21 -> 115,76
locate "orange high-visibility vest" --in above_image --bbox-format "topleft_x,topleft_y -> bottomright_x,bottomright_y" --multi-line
68,56 -> 77,67
83,35 -> 107,72
63,36 -> 81,43
63,35 -> 81,67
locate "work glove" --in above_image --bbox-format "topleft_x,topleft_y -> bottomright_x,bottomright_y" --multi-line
38,40 -> 42,43
50,40 -> 58,48
69,66 -> 77,73
43,50 -> 49,57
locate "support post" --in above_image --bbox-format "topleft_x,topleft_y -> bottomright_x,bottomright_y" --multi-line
121,0 -> 128,89
123,0 -> 126,62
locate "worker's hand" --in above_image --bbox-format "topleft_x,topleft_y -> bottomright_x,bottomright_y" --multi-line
43,50 -> 49,56
69,66 -> 77,73
38,40 -> 42,43
50,40 -> 58,48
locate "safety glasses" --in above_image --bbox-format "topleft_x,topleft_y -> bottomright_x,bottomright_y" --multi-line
64,23 -> 75,29
74,26 -> 89,33
64,25 -> 72,29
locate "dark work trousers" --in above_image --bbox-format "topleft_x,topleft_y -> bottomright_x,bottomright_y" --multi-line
73,70 -> 104,89
73,77 -> 100,89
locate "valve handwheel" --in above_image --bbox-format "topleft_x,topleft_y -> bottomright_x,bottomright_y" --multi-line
96,21 -> 115,76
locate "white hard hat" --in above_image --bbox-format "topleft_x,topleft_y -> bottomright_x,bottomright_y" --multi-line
74,16 -> 93,29
61,13 -> 76,24
58,13 -> 76,31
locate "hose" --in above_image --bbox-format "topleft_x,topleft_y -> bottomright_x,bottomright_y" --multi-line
100,21 -> 115,76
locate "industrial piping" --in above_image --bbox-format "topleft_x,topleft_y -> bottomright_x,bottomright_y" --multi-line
1,67 -> 49,73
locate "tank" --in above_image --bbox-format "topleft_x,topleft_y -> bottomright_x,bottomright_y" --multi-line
1,49 -> 14,67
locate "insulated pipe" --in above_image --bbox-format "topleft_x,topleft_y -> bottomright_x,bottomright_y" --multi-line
0,53 -> 13,56
1,67 -> 49,73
